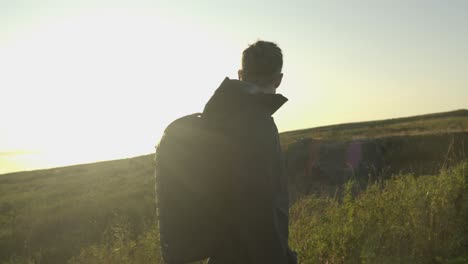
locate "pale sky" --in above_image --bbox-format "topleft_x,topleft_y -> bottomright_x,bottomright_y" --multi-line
1,0 -> 467,174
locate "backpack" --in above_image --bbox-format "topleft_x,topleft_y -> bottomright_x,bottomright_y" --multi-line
154,113 -> 231,263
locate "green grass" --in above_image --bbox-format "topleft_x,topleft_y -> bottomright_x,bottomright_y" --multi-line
66,162 -> 468,264
0,155 -> 157,263
1,166 -> 466,264
289,162 -> 468,264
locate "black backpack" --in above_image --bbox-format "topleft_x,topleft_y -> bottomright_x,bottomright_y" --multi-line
155,113 -> 232,263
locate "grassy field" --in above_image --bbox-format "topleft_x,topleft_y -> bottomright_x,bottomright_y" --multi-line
0,156 -> 156,263
280,109 -> 468,149
68,163 -> 468,264
1,109 -> 467,263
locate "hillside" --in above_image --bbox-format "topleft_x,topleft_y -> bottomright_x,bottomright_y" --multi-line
282,109 -> 468,198
0,109 -> 467,263
0,155 -> 156,263
280,109 -> 468,148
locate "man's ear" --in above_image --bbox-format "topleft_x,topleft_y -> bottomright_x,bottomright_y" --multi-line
238,69 -> 243,80
274,73 -> 283,88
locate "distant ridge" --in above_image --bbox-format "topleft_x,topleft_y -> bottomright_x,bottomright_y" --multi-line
2,109 -> 466,176
282,109 -> 468,136
0,154 -> 152,177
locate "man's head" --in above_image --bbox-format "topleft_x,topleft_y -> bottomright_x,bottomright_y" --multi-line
238,40 -> 283,94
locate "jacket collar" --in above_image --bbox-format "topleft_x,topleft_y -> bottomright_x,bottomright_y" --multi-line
203,77 -> 288,117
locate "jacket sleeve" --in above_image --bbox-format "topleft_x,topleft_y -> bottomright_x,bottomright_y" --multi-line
230,121 -> 289,264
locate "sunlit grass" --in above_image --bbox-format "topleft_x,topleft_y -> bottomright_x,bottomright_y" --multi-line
289,162 -> 468,264
67,162 -> 468,264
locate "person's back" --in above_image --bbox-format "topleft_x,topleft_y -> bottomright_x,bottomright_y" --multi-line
203,41 -> 296,264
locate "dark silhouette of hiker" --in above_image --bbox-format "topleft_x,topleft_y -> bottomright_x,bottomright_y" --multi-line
203,41 -> 297,264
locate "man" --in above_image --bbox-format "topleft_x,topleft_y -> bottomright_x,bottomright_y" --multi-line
203,41 -> 296,264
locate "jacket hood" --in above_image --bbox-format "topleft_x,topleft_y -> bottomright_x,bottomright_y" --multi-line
203,77 -> 288,118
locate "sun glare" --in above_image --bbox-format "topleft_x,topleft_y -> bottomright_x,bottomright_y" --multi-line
0,10 -> 240,173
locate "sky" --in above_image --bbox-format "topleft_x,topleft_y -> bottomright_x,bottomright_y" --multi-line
1,0 -> 467,174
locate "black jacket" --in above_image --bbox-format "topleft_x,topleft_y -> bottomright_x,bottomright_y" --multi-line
203,77 -> 292,264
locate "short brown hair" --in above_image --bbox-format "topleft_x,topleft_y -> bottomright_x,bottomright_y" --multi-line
241,40 -> 283,84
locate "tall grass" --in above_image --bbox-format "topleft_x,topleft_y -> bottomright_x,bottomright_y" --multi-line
68,222 -> 161,264
70,163 -> 468,264
289,162 -> 468,264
